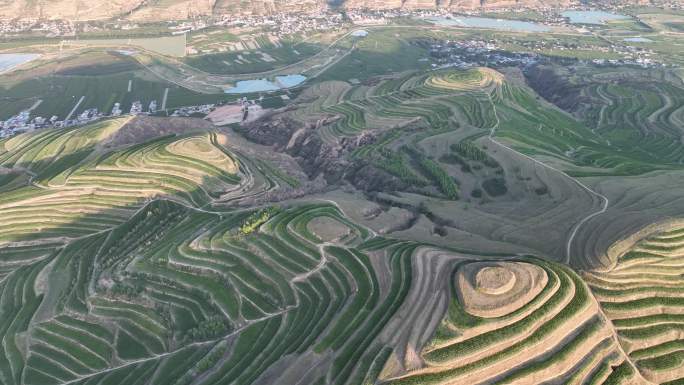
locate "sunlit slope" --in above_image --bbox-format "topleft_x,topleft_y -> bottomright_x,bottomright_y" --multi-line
0,118 -> 243,245
382,257 -> 639,385
0,199 -> 422,385
584,225 -> 684,384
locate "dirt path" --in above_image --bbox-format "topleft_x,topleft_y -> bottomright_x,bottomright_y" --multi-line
485,93 -> 609,265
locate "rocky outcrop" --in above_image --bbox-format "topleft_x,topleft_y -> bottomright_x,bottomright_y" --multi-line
239,115 -> 351,183
0,0 -> 144,20
238,114 -> 409,192
127,0 -> 215,21
524,64 -> 586,113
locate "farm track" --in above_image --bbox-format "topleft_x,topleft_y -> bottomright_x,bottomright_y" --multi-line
485,93 -> 609,265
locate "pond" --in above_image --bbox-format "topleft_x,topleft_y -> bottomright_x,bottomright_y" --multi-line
562,10 -> 630,25
0,53 -> 40,73
225,74 -> 306,94
623,37 -> 653,43
62,34 -> 186,57
424,16 -> 550,32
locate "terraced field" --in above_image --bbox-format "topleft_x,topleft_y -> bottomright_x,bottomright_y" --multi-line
0,119 -> 256,245
0,117 -> 423,385
298,68 -> 501,143
298,66 -> 684,187
2,113 -> 663,385
584,225 -> 684,384
381,257 -> 643,385
524,65 -> 684,176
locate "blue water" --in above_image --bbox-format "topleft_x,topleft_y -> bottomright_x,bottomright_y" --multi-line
562,10 -> 629,25
225,74 -> 306,94
624,37 -> 653,43
0,53 -> 40,73
275,74 -> 307,88
425,16 -> 550,32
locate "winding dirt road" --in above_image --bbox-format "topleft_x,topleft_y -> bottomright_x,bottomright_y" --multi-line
485,93 -> 609,265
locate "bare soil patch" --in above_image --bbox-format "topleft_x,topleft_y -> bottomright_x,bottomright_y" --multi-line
106,116 -> 213,148
457,261 -> 547,318
206,104 -> 244,126
307,216 -> 351,242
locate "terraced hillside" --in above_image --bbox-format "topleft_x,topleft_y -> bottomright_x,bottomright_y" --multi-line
0,118 -> 429,385
523,65 -> 684,176
0,118 -> 376,384
584,225 -> 684,384
382,257 -> 643,385
254,65 -> 684,263
1,112 -> 664,385
5,37 -> 684,385
287,68 -> 506,202
0,118 -> 441,385
0,118 -> 253,245
294,66 -> 684,193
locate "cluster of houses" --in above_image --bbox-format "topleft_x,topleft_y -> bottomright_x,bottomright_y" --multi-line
429,39 -> 540,69
214,12 -> 343,35
0,19 -> 75,37
170,104 -> 215,117
0,95 -> 265,137
427,34 -> 666,72
0,99 -> 171,138
513,37 -> 664,68
0,107 -> 110,138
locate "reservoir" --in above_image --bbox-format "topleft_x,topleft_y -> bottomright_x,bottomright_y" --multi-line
0,53 -> 40,73
624,37 -> 653,43
61,34 -> 187,57
562,10 -> 630,25
225,74 -> 306,94
424,16 -> 550,32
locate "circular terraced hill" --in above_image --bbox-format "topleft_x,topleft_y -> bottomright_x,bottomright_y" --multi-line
457,261 -> 547,318
384,258 -> 638,385
425,67 -> 504,92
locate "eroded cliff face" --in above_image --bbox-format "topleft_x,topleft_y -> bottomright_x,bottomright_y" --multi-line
0,0 -> 144,20
127,0 -> 215,21
0,0 -> 585,21
0,0 -> 326,21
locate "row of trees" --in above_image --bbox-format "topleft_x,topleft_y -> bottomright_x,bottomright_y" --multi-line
239,206 -> 280,235
451,141 -> 499,168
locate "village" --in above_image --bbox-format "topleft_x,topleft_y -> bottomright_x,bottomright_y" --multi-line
0,97 -> 267,138
0,99 -> 201,138
0,1 -> 681,39
0,2 -> 676,138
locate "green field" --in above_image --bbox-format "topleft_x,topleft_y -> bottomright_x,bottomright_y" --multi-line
184,41 -> 322,75
0,52 -> 234,120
